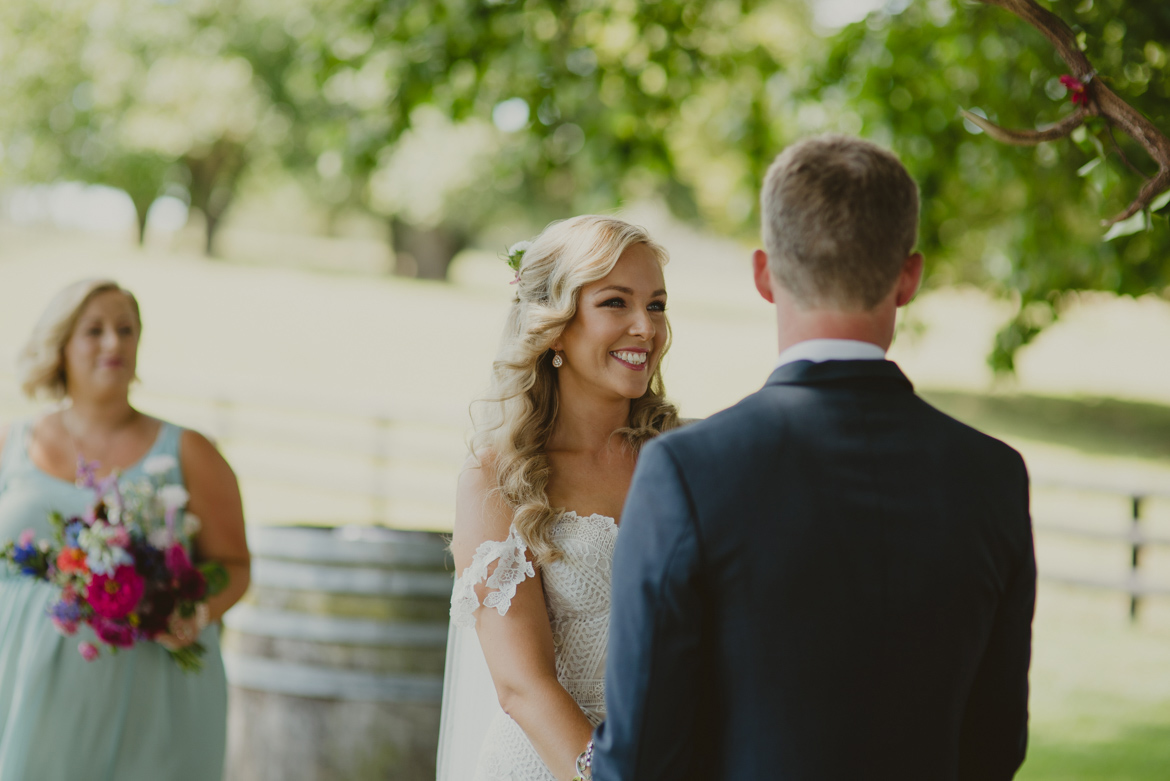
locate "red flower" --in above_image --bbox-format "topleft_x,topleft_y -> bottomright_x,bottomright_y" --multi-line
1059,74 -> 1089,106
90,616 -> 136,648
56,548 -> 89,575
86,565 -> 145,620
166,543 -> 207,602
165,543 -> 194,577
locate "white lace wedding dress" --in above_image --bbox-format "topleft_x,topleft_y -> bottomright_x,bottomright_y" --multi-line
436,511 -> 618,780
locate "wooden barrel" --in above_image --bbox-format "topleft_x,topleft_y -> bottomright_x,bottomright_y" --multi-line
222,525 -> 453,781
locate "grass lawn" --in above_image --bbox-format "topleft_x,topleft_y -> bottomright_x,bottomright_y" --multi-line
1018,588 -> 1170,780
922,390 -> 1170,466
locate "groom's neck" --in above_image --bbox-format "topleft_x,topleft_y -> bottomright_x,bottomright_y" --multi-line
774,288 -> 897,355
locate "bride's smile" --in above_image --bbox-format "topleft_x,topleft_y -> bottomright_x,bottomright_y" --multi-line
608,348 -> 648,369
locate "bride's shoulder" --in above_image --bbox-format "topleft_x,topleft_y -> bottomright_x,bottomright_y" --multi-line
452,450 -> 515,570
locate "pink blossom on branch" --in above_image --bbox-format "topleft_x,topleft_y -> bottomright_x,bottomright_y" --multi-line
1059,74 -> 1089,106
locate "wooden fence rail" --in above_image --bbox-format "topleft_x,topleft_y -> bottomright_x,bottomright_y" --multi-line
0,376 -> 1165,614
1031,478 -> 1170,620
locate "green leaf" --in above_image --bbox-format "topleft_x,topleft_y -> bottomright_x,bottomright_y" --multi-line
1151,189 -> 1170,213
198,562 -> 230,596
1077,157 -> 1102,176
1103,210 -> 1149,241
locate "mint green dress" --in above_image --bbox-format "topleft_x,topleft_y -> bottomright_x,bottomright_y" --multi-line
0,419 -> 227,780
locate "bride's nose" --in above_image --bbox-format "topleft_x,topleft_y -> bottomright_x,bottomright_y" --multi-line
628,310 -> 655,340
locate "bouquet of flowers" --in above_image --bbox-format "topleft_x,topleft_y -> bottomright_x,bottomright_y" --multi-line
1,455 -> 227,672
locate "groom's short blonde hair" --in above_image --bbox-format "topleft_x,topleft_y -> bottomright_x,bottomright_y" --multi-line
761,134 -> 919,310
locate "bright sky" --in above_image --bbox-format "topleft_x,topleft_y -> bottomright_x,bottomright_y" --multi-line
810,0 -> 888,29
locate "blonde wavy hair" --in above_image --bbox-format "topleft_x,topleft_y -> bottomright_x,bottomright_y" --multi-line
18,279 -> 141,400
473,215 -> 680,565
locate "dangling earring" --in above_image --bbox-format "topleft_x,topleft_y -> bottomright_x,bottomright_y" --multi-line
552,352 -> 564,368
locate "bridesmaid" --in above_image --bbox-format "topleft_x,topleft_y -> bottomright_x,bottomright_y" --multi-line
0,279 -> 250,780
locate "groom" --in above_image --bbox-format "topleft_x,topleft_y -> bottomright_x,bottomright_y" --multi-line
592,135 -> 1035,780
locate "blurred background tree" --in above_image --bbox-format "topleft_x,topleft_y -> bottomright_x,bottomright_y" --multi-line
1,0 -> 1168,364
0,0 -> 290,254
806,0 -> 1170,370
273,0 -> 812,278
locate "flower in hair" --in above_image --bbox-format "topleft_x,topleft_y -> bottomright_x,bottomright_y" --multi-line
505,241 -> 531,284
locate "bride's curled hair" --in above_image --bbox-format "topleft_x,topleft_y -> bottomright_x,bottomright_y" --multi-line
472,215 -> 679,565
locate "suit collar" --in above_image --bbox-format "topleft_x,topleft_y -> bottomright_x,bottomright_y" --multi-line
764,359 -> 914,392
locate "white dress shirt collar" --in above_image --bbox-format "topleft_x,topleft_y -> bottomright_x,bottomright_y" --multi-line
774,338 -> 887,370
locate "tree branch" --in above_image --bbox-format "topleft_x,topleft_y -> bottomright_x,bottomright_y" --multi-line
971,0 -> 1170,226
959,107 -> 1085,145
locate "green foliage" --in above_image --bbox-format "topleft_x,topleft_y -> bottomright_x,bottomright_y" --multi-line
280,0 -> 811,241
198,561 -> 230,597
0,0 -> 291,250
809,0 -> 1170,371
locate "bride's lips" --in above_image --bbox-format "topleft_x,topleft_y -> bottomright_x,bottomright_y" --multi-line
609,348 -> 649,372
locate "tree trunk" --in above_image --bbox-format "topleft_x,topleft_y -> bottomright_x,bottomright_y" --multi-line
204,212 -> 220,256
389,217 -> 467,280
132,198 -> 150,245
184,139 -> 247,257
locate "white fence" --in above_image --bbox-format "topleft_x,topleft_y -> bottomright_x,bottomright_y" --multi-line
2,375 -> 1167,616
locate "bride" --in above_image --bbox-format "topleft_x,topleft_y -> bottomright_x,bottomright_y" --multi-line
437,215 -> 680,780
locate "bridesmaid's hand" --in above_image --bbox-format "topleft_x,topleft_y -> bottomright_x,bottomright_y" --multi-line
156,606 -> 207,650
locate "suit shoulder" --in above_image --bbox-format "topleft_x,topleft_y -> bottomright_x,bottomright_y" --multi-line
914,397 -> 1027,473
646,390 -> 777,459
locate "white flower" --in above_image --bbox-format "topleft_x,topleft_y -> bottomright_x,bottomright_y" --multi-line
508,240 -> 532,257
148,528 -> 175,549
143,454 -> 178,476
182,513 -> 202,537
78,524 -> 133,576
158,484 -> 190,511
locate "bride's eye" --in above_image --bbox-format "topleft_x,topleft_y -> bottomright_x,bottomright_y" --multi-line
648,300 -> 667,312
601,297 -> 625,308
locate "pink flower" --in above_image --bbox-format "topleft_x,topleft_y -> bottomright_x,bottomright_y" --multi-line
90,616 -> 136,648
86,565 -> 145,620
166,543 -> 194,576
52,617 -> 79,635
107,526 -> 131,549
78,641 -> 100,661
1059,74 -> 1089,106
167,543 -> 207,601
17,529 -> 34,546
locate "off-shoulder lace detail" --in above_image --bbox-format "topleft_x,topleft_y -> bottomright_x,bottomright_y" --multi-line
451,527 -> 536,629
468,511 -> 618,780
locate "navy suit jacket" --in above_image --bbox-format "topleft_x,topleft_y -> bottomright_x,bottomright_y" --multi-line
593,360 -> 1035,781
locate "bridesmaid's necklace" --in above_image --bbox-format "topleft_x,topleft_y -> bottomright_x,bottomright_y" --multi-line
61,408 -> 142,469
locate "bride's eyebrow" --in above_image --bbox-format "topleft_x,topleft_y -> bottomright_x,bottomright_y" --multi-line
596,285 -> 667,297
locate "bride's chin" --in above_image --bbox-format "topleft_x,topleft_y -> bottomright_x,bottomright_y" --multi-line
618,383 -> 651,400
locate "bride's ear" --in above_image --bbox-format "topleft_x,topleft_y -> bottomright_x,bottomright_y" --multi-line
753,249 -> 775,304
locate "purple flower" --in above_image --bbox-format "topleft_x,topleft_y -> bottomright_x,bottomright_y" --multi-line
64,520 -> 83,547
51,600 -> 83,624
11,538 -> 45,577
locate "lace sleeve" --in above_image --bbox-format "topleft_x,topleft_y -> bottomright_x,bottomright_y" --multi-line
450,527 -> 536,629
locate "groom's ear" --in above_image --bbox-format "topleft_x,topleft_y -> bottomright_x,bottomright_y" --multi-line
894,252 -> 924,308
753,249 -> 775,304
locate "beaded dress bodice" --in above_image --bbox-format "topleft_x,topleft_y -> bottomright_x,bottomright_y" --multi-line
449,511 -> 618,780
